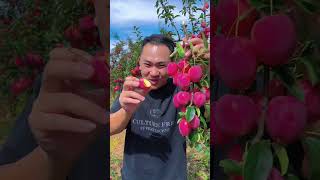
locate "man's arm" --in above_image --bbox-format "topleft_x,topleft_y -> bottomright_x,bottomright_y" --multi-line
110,108 -> 132,135
110,76 -> 147,136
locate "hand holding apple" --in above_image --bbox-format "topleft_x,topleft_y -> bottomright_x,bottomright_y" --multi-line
119,77 -> 151,114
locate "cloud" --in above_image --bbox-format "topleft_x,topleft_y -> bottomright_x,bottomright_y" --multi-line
110,0 -> 206,42
110,0 -> 195,26
111,0 -> 158,25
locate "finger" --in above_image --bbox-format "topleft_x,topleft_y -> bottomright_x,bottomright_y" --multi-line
39,93 -> 107,125
49,48 -> 92,64
68,48 -> 93,63
193,44 -> 205,52
34,112 -> 97,133
123,80 -> 140,91
125,76 -> 139,82
42,60 -> 95,92
75,88 -> 107,108
44,60 -> 94,81
185,43 -> 206,58
188,38 -> 203,45
124,91 -> 146,101
122,98 -> 141,104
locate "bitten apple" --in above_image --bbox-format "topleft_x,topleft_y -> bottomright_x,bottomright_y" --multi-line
139,78 -> 151,90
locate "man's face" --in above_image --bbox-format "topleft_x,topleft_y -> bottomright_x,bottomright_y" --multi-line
139,43 -> 171,90
94,0 -> 107,49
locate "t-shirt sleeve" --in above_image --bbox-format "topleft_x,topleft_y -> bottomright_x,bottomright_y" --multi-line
0,75 -> 41,165
110,95 -> 121,113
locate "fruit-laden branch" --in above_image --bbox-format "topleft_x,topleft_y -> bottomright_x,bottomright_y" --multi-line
157,0 -> 181,41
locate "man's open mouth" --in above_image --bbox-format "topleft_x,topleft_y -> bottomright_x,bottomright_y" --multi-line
148,79 -> 159,85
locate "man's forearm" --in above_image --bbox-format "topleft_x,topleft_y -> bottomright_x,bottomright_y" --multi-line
0,146 -> 70,180
110,108 -> 133,135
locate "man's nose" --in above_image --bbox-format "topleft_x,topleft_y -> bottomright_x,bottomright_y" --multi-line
150,67 -> 160,76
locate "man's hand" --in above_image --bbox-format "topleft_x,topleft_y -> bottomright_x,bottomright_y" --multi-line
184,37 -> 210,60
110,76 -> 149,135
28,48 -> 108,174
119,76 -> 148,114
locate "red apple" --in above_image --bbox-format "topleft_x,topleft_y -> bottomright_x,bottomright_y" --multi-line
139,78 -> 151,90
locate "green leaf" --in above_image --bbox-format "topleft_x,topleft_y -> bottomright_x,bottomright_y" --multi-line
176,42 -> 185,59
196,143 -> 202,152
204,104 -> 210,120
301,57 -> 320,85
272,143 -> 289,176
293,0 -> 320,14
189,41 -> 194,51
300,40 -> 315,57
219,159 -> 243,175
201,32 -> 208,50
200,116 -> 207,129
178,111 -> 185,117
287,174 -> 300,180
249,0 -> 268,9
303,137 -> 320,180
167,5 -> 176,10
189,131 -> 200,144
273,66 -> 304,101
196,107 -> 201,117
177,118 -> 182,124
243,140 -> 273,180
185,106 -> 195,122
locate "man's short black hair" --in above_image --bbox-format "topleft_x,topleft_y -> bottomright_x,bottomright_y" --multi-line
142,34 -> 175,54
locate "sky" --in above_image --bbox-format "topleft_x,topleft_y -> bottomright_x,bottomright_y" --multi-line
110,0 -> 205,50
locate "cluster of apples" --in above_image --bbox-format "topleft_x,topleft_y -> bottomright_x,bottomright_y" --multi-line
64,15 -> 101,50
163,41 -> 210,138
212,0 -> 308,145
10,52 -> 45,96
212,0 -> 320,179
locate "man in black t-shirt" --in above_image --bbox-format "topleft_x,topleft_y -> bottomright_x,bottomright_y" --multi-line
110,35 -> 209,180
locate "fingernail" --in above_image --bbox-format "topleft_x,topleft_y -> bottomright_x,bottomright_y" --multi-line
78,63 -> 94,78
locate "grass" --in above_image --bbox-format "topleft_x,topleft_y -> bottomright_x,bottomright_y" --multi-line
187,145 -> 210,180
110,130 -> 126,180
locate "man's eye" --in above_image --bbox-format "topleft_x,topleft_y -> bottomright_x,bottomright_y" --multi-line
144,63 -> 151,67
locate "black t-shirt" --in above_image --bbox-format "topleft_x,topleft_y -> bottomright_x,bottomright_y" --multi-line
0,75 -> 109,180
110,78 -> 187,180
